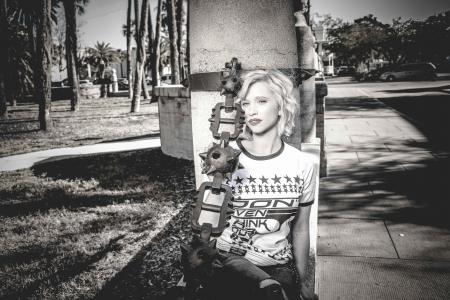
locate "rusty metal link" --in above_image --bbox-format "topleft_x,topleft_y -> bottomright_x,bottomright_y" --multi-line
208,102 -> 245,141
191,58 -> 244,241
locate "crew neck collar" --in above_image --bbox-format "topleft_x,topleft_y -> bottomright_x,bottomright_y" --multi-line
237,139 -> 285,160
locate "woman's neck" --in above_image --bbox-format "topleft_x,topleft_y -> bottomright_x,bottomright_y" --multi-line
243,130 -> 283,156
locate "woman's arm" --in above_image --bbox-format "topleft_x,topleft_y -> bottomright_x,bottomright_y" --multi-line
292,204 -> 314,300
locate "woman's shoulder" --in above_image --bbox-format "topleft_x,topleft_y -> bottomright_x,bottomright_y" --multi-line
283,143 -> 317,167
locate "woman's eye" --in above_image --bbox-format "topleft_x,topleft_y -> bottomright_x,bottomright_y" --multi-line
258,100 -> 267,104
241,102 -> 249,107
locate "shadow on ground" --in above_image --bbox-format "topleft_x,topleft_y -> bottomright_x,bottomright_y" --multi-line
322,93 -> 450,228
379,95 -> 450,152
94,204 -> 194,300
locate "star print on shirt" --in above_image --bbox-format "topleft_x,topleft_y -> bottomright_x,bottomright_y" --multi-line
272,175 -> 281,184
235,176 -> 244,185
247,175 -> 256,183
284,175 -> 292,183
294,175 -> 301,184
260,176 -> 268,184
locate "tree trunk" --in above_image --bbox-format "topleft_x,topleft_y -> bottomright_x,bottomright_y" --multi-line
146,1 -> 153,99
26,18 -> 38,107
64,0 -> 80,111
36,0 -> 53,130
126,0 -> 133,99
134,0 -> 140,45
130,0 -> 149,113
142,78 -> 150,99
0,0 -> 7,117
167,0 -> 180,84
176,0 -> 183,81
151,0 -> 162,102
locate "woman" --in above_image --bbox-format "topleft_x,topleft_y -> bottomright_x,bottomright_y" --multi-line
215,69 -> 316,300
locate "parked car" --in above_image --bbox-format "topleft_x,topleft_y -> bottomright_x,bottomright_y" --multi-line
336,66 -> 356,76
379,63 -> 436,81
357,66 -> 393,81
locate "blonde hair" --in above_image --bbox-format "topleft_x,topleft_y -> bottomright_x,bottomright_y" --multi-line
237,69 -> 298,138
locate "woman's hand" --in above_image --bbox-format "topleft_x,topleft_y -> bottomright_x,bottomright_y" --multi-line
299,283 -> 315,300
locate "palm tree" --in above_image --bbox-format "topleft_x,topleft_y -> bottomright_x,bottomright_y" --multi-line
126,0 -> 133,98
86,41 -> 121,76
151,0 -> 163,102
9,0 -> 59,106
0,0 -> 7,117
167,0 -> 180,84
130,0 -> 149,112
85,41 -> 121,97
62,0 -> 89,111
36,0 -> 53,130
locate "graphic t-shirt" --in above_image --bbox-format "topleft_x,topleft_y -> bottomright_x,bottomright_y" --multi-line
216,139 -> 316,266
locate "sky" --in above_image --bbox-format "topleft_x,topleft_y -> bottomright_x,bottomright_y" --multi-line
78,0 -> 450,50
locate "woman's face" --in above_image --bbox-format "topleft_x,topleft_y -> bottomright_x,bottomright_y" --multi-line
241,81 -> 280,136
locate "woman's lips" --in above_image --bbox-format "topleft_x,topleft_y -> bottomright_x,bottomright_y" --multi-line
248,118 -> 262,126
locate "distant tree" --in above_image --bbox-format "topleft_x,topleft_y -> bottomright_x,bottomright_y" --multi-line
86,42 -> 121,78
326,14 -> 389,68
35,0 -> 53,130
130,0 -> 149,112
413,11 -> 450,64
311,13 -> 344,30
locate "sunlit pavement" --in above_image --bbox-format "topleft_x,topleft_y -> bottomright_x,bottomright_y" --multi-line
317,79 -> 450,299
0,137 -> 161,172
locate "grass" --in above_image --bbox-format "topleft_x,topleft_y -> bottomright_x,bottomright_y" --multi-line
0,148 -> 195,299
0,97 -> 159,157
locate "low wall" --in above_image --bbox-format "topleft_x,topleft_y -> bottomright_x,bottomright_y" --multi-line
51,85 -> 101,100
154,86 -> 194,160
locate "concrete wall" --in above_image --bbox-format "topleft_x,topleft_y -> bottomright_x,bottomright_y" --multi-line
154,86 -> 193,160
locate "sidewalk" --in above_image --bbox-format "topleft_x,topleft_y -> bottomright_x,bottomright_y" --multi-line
0,137 -> 161,172
317,84 -> 450,299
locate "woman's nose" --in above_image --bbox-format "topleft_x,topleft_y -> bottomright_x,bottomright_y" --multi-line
246,103 -> 257,116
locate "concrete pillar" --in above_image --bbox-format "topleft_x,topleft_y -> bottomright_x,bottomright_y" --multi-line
295,11 -> 317,143
190,0 -> 299,187
189,1 -> 319,297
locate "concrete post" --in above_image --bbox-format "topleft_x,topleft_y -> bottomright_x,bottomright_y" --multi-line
295,10 -> 317,143
188,1 -> 319,297
190,0 -> 299,187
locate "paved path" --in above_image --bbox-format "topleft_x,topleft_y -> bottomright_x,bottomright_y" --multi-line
317,81 -> 450,299
0,137 -> 161,172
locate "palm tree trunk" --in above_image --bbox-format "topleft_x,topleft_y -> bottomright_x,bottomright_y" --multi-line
126,0 -> 133,99
134,0 -> 139,45
167,0 -> 180,84
142,77 -> 150,99
131,0 -> 149,113
176,0 -> 183,81
0,0 -> 7,117
63,0 -> 80,111
36,0 -> 53,130
151,0 -> 162,102
146,2 -> 153,99
26,18 -> 37,107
